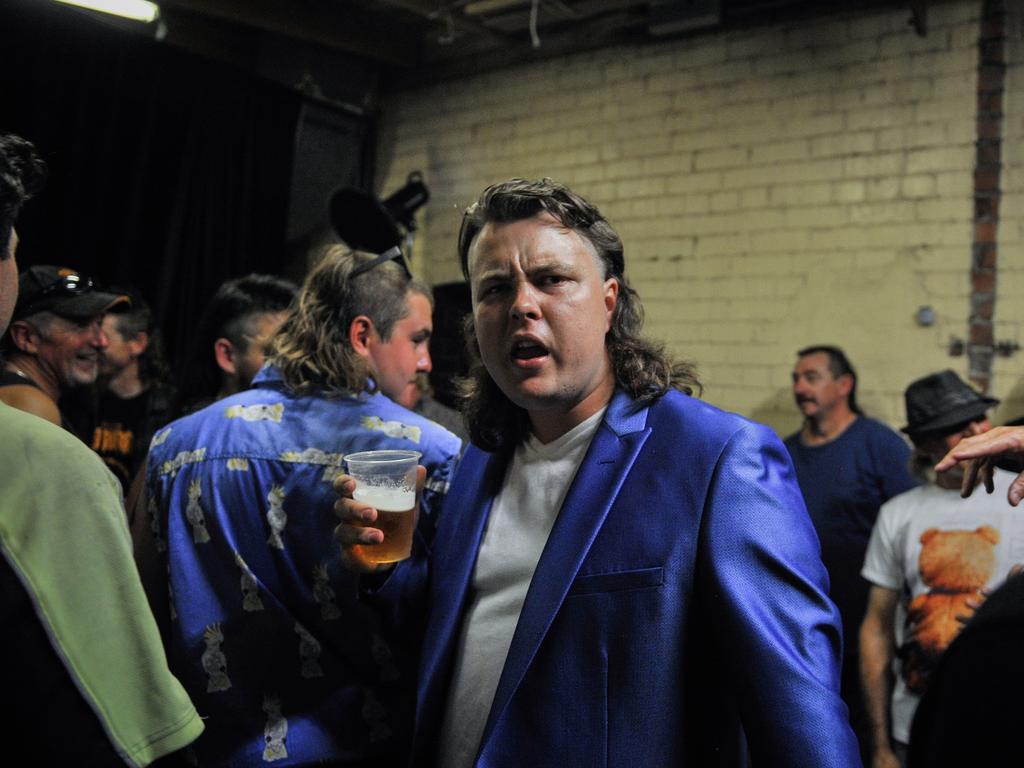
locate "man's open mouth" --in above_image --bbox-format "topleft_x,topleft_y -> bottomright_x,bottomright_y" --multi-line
511,338 -> 548,361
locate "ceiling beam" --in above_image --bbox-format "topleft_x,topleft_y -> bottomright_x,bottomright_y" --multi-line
398,5 -> 648,86
160,0 -> 421,65
373,0 -> 513,46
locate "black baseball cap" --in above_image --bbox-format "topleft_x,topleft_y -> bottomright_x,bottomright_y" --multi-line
14,265 -> 130,321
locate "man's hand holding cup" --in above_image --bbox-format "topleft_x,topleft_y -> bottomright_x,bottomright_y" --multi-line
333,450 -> 425,572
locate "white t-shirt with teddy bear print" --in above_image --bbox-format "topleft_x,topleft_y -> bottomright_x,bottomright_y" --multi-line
862,468 -> 1024,744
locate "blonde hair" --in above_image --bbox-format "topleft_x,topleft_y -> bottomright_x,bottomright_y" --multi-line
268,244 -> 428,397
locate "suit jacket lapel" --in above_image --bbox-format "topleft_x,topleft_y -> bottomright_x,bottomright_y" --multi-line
480,391 -> 651,747
417,446 -> 507,727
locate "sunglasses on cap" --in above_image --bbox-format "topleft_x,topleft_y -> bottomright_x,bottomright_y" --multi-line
37,272 -> 97,298
18,273 -> 99,317
349,246 -> 411,279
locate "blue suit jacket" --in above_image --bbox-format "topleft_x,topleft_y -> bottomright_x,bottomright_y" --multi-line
412,390 -> 859,767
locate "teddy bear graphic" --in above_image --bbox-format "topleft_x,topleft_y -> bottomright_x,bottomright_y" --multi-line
902,525 -> 999,694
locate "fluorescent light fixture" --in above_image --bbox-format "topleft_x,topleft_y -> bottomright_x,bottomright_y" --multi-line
51,0 -> 160,23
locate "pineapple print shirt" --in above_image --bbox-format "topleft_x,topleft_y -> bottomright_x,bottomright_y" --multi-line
146,365 -> 461,766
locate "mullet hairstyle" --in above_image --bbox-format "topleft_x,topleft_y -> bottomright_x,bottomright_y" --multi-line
269,244 -> 429,397
456,177 -> 700,452
109,287 -> 170,386
177,272 -> 298,412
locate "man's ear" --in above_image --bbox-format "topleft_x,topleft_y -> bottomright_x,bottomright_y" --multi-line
349,315 -> 374,358
8,320 -> 40,354
603,277 -> 619,332
128,330 -> 150,359
213,337 -> 236,375
837,373 -> 854,398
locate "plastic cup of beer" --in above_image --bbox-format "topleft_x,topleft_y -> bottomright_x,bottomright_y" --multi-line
344,449 -> 421,564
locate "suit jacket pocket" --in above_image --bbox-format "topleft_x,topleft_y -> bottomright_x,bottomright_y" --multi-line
567,566 -> 664,597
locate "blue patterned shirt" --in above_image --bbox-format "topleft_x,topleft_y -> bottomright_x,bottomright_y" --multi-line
145,365 -> 462,767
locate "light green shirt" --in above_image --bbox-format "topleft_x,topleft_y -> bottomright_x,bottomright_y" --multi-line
0,403 -> 203,766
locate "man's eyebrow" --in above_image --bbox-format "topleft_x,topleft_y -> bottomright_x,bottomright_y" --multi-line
472,251 -> 579,281
525,258 -> 573,272
474,266 -> 511,281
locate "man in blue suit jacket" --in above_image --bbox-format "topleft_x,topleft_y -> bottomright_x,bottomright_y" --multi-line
336,178 -> 859,767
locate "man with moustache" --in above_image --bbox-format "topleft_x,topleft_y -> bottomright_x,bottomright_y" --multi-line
784,345 -> 918,761
0,264 -> 128,437
336,179 -> 859,767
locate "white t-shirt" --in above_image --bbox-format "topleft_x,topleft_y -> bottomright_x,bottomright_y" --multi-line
861,468 -> 1024,743
437,408 -> 606,768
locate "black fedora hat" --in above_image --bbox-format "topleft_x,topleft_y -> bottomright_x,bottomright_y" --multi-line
901,369 -> 999,437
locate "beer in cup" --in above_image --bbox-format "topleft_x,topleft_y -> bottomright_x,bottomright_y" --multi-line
343,449 -> 421,564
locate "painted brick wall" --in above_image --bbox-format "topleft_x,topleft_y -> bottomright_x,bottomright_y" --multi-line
993,2 -> 1024,422
376,0 -> 1024,436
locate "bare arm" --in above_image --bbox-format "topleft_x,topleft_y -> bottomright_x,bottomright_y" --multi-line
0,384 -> 61,427
860,585 -> 901,768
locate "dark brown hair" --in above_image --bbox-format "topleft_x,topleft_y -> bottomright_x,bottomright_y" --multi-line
0,134 -> 45,259
177,272 -> 298,412
797,344 -> 861,415
457,178 -> 700,451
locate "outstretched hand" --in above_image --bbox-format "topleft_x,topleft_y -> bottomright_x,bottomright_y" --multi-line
934,426 -> 1024,505
332,466 -> 426,573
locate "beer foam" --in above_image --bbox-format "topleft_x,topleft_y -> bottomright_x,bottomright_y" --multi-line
353,487 -> 414,513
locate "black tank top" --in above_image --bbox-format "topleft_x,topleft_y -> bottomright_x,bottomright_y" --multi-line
0,369 -> 80,437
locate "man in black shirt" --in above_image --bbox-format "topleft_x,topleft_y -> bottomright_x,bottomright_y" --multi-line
90,288 -> 174,493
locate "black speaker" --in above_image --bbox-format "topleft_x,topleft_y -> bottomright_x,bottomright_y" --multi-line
430,281 -> 471,409
329,171 -> 429,253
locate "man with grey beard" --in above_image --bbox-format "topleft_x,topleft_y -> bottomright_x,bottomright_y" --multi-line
0,131 -> 202,767
0,263 -> 128,437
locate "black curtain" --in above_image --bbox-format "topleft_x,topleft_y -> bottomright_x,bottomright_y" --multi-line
0,0 -> 302,365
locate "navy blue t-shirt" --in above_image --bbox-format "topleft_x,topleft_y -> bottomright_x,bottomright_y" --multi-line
785,416 -> 919,655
